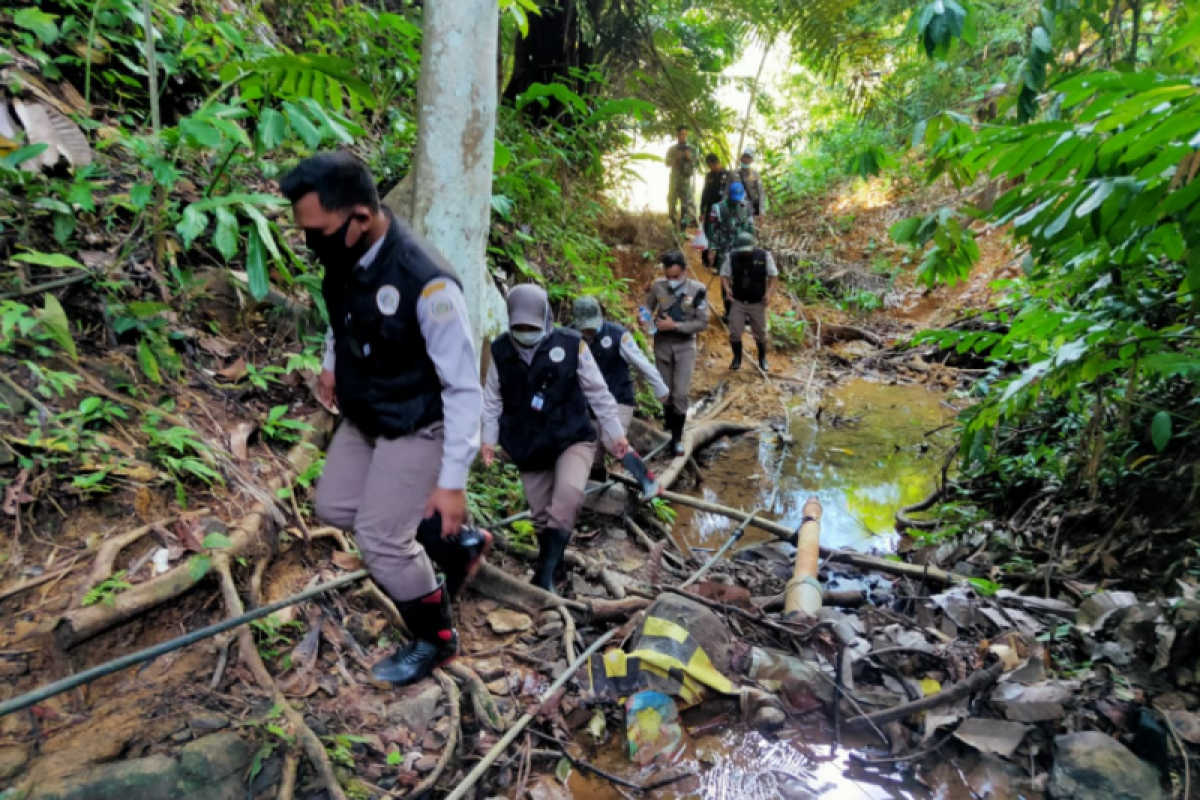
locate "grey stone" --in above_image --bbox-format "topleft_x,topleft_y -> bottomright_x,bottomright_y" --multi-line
29,755 -> 179,800
1049,731 -> 1164,800
414,754 -> 440,772
386,683 -> 443,737
178,732 -> 250,782
0,745 -> 29,782
187,712 -> 230,732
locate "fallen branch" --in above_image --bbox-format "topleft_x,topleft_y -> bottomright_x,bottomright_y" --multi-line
820,323 -> 884,347
844,662 -> 1003,731
753,589 -> 865,611
655,419 -> 757,489
618,483 -> 972,585
444,629 -> 617,800
471,563 -> 648,622
213,554 -> 348,800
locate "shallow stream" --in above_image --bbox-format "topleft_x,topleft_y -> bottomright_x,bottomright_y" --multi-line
561,380 -> 1006,800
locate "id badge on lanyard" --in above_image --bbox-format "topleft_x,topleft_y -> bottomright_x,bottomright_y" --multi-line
531,393 -> 545,412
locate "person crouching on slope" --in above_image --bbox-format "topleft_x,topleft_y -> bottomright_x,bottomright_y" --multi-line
481,285 -> 631,595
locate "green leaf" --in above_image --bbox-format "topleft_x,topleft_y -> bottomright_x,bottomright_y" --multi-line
39,295 -> 77,362
138,339 -> 163,384
180,118 -> 224,150
556,757 -> 572,783
213,207 -> 240,261
890,216 -> 923,244
67,181 -> 95,212
1151,411 -> 1172,452
14,8 -> 60,45
11,252 -> 87,270
282,102 -> 321,148
1031,26 -> 1053,54
246,229 -> 270,301
203,532 -> 233,550
386,750 -> 403,767
177,206 -> 209,247
258,108 -> 287,150
188,554 -> 212,580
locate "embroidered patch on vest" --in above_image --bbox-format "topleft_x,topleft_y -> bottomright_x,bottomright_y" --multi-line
601,336 -> 613,348
549,346 -> 566,363
376,285 -> 401,316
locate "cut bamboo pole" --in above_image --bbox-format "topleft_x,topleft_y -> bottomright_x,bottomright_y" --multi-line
784,497 -> 823,618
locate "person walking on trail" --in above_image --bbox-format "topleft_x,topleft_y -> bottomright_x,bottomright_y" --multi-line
699,153 -> 730,271
481,285 -> 631,595
738,147 -> 765,219
644,251 -> 710,457
708,181 -> 755,324
572,295 -> 665,497
284,152 -> 492,688
721,231 -> 778,372
665,125 -> 698,231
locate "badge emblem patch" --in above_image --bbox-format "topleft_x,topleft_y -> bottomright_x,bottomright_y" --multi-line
549,347 -> 566,363
601,336 -> 613,348
376,285 -> 400,315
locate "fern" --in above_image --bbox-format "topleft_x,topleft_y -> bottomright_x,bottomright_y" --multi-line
82,570 -> 133,607
220,54 -> 377,114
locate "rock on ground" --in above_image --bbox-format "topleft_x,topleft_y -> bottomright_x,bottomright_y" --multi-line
1048,731 -> 1163,800
27,733 -> 250,800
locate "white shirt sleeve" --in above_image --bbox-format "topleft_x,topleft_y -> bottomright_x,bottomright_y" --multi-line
718,254 -> 732,278
322,327 -> 336,372
576,341 -> 625,445
416,279 -> 481,490
619,331 -> 669,400
481,360 -> 503,448
766,252 -> 779,277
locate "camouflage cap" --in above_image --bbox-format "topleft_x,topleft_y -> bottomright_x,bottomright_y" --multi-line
734,231 -> 756,252
572,296 -> 604,332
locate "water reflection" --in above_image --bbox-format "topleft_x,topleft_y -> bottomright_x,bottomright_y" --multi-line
674,380 -> 954,553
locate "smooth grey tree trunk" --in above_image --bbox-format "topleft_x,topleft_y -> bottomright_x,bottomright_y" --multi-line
403,0 -> 508,348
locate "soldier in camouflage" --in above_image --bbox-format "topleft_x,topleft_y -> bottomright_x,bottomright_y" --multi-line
664,125 -> 698,231
707,181 -> 755,323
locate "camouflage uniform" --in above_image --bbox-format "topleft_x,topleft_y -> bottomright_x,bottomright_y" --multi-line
665,143 -> 698,228
708,198 -> 755,319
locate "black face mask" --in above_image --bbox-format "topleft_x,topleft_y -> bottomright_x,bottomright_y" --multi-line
305,215 -> 370,270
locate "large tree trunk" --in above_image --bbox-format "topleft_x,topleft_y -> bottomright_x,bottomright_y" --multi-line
408,0 -> 508,348
504,0 -> 581,112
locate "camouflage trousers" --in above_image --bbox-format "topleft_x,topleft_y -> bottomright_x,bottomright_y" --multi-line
667,176 -> 697,228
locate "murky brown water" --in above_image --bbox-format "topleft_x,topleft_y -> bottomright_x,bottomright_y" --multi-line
673,379 -> 954,554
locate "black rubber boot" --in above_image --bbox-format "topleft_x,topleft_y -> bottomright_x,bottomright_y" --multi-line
416,514 -> 494,597
757,342 -> 769,372
730,341 -> 743,371
670,410 -> 687,457
620,451 -> 661,501
532,528 -> 572,594
371,582 -> 457,686
589,464 -> 609,483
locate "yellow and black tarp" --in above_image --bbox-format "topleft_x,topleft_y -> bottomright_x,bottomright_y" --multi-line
585,614 -> 734,708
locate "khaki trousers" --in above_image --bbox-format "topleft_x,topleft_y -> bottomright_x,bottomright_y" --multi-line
314,419 -> 442,602
728,299 -> 767,345
653,335 -> 697,416
520,441 -> 596,532
668,177 -> 696,226
592,405 -> 635,469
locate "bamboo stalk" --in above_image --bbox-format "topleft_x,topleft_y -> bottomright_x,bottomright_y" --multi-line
784,497 -> 823,618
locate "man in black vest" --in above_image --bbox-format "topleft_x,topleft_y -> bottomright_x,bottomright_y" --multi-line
281,152 -> 490,688
572,295 -> 666,496
720,231 -> 778,372
481,285 -> 630,594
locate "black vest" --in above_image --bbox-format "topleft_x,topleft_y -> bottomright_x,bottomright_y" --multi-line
323,210 -> 460,439
588,321 -> 635,407
491,328 -> 597,471
730,248 -> 769,304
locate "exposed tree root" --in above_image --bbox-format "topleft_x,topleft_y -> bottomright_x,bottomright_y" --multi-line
409,669 -> 461,797
213,554 -> 349,800
820,323 -> 884,347
471,563 -> 648,622
446,662 -> 508,733
559,608 -> 577,663
279,750 -> 300,800
895,487 -> 944,532
73,511 -> 210,608
51,413 -> 335,649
